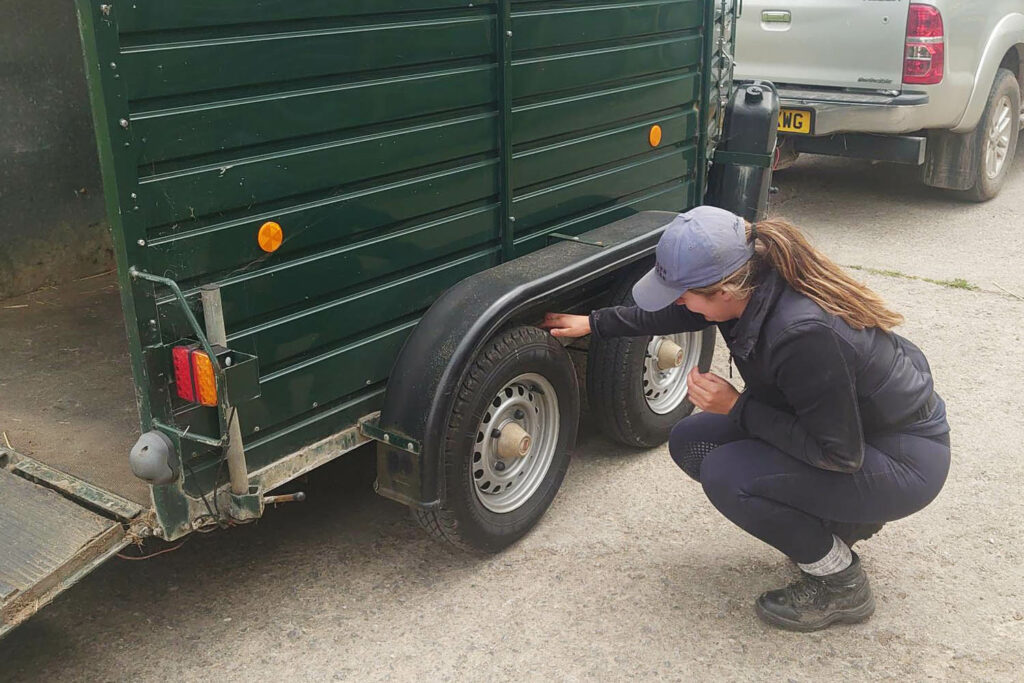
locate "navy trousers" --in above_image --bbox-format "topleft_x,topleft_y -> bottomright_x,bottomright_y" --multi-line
669,412 -> 951,563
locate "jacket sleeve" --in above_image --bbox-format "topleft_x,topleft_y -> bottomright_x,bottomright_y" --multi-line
589,304 -> 711,338
729,322 -> 865,473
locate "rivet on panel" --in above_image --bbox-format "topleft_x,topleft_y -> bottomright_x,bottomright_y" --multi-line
119,118 -> 129,129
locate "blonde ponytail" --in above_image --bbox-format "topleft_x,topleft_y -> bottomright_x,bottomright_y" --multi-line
691,218 -> 904,332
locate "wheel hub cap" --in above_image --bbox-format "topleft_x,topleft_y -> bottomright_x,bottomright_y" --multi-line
471,373 -> 559,513
643,332 -> 703,414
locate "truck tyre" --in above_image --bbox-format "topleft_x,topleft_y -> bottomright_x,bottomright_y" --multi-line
587,270 -> 715,448
414,325 -> 579,552
964,68 -> 1021,202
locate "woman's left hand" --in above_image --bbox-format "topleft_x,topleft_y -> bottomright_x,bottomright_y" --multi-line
687,367 -> 740,415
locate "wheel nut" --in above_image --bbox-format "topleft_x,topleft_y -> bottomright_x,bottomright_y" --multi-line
513,409 -> 525,420
495,461 -> 506,472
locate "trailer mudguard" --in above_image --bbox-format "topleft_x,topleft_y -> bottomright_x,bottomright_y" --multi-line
374,211 -> 678,508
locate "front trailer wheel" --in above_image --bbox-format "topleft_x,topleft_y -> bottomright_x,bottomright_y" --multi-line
587,270 -> 715,448
414,325 -> 580,552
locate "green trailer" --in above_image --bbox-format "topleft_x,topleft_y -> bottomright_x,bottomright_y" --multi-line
0,0 -> 776,635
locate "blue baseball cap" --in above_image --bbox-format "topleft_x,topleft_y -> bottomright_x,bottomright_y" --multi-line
632,206 -> 754,311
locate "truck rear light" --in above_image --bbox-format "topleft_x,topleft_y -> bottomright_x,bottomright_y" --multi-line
172,345 -> 196,402
172,344 -> 218,407
903,4 -> 944,85
191,351 -> 218,407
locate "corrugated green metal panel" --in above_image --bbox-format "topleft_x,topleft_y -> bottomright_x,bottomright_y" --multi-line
511,74 -> 699,145
135,113 -> 498,227
119,16 -> 495,101
510,180 -> 692,255
116,0 -> 495,33
160,206 -> 500,330
76,0 -> 710,520
506,0 -> 702,246
512,111 -> 697,190
147,161 -> 499,283
512,36 -> 701,100
513,0 -> 702,51
512,148 -> 695,234
132,65 -> 497,166
233,249 -> 501,373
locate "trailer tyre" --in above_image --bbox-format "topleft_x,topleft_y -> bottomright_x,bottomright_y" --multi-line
587,270 -> 715,448
964,68 -> 1020,202
414,325 -> 579,553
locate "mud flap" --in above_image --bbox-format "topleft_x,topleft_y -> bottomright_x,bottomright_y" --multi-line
0,465 -> 134,637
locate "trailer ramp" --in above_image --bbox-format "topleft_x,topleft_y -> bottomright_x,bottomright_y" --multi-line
0,458 -> 139,637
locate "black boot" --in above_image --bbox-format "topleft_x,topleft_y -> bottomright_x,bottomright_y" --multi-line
755,553 -> 875,632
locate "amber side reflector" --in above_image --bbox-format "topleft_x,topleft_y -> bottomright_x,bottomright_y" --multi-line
649,125 -> 663,147
258,221 -> 283,253
191,351 -> 218,407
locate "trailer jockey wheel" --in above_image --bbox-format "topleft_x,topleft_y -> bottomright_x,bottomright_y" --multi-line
414,325 -> 579,552
587,266 -> 715,448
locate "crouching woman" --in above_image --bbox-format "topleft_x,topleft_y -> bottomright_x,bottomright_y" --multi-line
542,206 -> 950,631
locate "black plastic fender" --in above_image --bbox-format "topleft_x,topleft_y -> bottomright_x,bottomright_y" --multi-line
375,211 -> 678,509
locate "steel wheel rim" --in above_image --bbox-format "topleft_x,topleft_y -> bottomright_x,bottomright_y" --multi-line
984,96 -> 1013,179
471,373 -> 559,513
642,332 -> 703,414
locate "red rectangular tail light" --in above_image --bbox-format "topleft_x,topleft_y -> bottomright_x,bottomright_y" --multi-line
904,4 -> 944,85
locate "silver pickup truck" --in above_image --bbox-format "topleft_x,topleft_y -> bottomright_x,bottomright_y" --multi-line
736,1 -> 1024,200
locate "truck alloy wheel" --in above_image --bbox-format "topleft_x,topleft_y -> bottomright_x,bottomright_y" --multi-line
965,68 -> 1021,202
414,326 -> 579,552
587,267 -> 715,448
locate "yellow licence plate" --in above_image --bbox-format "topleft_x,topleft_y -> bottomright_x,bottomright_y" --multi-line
778,108 -> 814,135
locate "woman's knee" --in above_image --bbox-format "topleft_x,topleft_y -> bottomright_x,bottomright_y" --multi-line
699,446 -> 747,511
668,413 -> 738,482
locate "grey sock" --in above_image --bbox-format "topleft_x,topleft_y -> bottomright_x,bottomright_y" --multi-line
798,535 -> 853,576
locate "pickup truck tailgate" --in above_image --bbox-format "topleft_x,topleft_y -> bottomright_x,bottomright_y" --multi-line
735,1 -> 909,91
0,464 -> 135,636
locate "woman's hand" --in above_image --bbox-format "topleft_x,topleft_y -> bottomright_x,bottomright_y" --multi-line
540,312 -> 591,338
687,367 -> 740,415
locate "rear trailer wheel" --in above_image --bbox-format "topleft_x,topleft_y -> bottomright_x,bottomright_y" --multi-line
964,68 -> 1021,202
587,271 -> 715,448
414,325 -> 579,552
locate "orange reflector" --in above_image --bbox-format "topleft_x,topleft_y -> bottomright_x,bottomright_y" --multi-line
258,221 -> 283,253
649,125 -> 663,147
191,351 -> 218,407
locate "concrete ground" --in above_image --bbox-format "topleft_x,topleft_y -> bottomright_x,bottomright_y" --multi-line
2,153 -> 1023,681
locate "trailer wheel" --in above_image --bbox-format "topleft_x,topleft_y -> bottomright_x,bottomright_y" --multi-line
963,68 -> 1021,202
587,270 -> 715,448
414,325 -> 579,552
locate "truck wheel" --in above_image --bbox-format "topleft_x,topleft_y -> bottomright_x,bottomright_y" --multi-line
414,325 -> 579,552
964,68 -> 1021,202
587,271 -> 715,448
